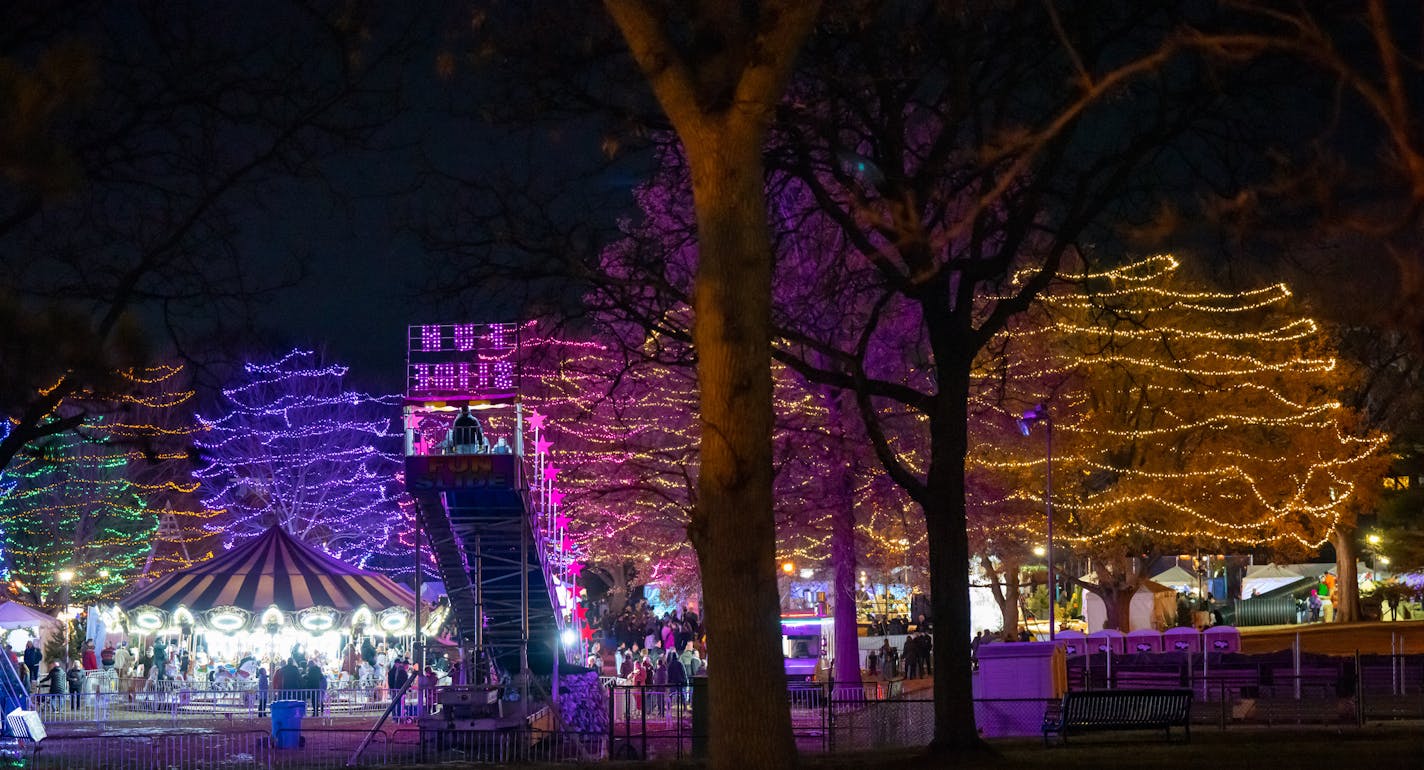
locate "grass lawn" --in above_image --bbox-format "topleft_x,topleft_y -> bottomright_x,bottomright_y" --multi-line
389,723 -> 1421,770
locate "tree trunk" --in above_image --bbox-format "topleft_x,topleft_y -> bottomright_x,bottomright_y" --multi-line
1102,587 -> 1134,631
684,126 -> 798,769
823,386 -> 863,690
831,483 -> 861,690
924,356 -> 986,754
999,561 -> 1021,640
1333,527 -> 1360,622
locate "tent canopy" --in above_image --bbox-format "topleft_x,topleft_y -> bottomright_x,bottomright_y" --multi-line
119,525 -> 416,615
1245,563 -> 1301,579
0,600 -> 60,630
1151,566 -> 1199,588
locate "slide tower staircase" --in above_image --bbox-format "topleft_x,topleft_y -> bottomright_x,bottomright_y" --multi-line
400,323 -> 578,679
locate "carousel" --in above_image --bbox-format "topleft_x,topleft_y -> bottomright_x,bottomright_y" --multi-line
113,525 -> 425,688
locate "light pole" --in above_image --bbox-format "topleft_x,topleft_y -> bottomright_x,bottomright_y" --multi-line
1017,404 -> 1054,642
781,561 -> 795,610
57,569 -> 75,663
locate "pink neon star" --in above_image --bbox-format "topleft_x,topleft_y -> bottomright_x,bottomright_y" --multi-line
527,411 -> 546,431
534,437 -> 553,455
555,515 -> 569,529
549,489 -> 566,507
568,562 -> 583,576
543,464 -> 560,481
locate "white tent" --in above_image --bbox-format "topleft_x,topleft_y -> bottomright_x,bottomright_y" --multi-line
1150,566 -> 1199,591
1242,564 -> 1308,597
1081,579 -> 1177,632
0,600 -> 59,630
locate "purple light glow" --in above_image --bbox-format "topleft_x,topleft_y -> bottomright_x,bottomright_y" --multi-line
196,349 -> 407,570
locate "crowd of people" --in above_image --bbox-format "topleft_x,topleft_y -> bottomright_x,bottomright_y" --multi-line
9,634 -> 458,715
865,632 -> 934,680
589,603 -> 706,686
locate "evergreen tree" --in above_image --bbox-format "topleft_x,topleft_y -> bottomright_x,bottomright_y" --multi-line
0,364 -> 202,606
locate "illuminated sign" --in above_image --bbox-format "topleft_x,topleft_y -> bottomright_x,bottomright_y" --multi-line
405,454 -> 517,491
407,323 -> 520,397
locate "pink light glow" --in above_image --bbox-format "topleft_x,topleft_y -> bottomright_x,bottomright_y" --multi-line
548,489 -> 566,507
567,562 -> 583,576
543,465 -> 561,481
527,411 -> 546,431
492,360 -> 514,390
454,324 -> 478,351
421,325 -> 441,351
555,514 -> 569,529
489,324 -> 512,350
535,437 -> 552,455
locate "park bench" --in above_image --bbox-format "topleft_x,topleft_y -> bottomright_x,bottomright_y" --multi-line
1042,689 -> 1192,745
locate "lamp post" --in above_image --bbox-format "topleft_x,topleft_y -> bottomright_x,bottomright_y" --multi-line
1017,404 -> 1054,642
57,569 -> 75,662
781,561 -> 795,610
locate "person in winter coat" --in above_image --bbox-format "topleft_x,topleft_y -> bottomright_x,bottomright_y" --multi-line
389,660 -> 409,717
81,641 -> 98,672
66,661 -> 84,710
664,649 -> 689,710
22,641 -> 42,684
38,662 -> 65,711
305,662 -> 326,716
257,667 -> 269,717
278,659 -> 303,701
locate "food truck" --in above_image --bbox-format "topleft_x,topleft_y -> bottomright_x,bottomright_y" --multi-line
781,610 -> 833,680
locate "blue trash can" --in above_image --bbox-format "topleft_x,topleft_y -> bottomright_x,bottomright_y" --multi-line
269,699 -> 306,748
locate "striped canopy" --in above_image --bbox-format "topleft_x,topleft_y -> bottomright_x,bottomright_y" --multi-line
120,525 -> 416,614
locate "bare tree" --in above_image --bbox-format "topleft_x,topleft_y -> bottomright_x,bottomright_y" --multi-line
0,1 -> 411,472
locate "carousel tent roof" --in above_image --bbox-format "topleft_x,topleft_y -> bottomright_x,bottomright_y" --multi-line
0,600 -> 60,630
118,525 -> 417,614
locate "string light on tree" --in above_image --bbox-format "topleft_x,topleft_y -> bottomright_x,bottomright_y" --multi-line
194,349 -> 409,568
970,255 -> 1387,564
0,364 -> 210,604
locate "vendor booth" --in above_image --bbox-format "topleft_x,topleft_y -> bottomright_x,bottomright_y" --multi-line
1082,579 -> 1177,632
1150,566 -> 1199,593
0,600 -> 61,672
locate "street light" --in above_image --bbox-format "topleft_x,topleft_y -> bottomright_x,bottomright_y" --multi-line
56,570 -> 77,664
1016,403 -> 1054,642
